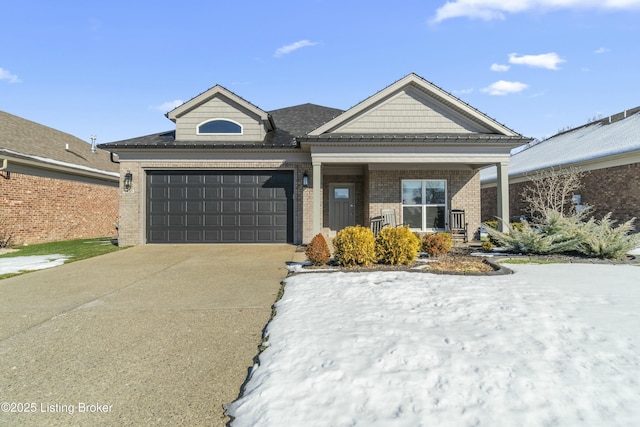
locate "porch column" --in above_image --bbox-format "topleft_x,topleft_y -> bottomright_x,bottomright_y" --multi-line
496,161 -> 510,232
312,161 -> 322,235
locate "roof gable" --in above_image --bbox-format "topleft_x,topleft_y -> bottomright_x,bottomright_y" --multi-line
166,85 -> 273,130
308,73 -> 519,137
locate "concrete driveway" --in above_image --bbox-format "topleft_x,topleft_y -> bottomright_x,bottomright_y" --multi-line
0,244 -> 295,426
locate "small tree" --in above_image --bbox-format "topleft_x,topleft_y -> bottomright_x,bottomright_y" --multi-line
522,166 -> 589,220
305,233 -> 331,266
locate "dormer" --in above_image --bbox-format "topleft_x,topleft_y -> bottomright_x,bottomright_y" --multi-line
166,85 -> 275,143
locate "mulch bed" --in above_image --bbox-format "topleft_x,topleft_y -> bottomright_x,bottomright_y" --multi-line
293,245 -> 638,276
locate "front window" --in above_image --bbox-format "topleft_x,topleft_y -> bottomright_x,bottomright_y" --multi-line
197,119 -> 242,135
402,180 -> 447,231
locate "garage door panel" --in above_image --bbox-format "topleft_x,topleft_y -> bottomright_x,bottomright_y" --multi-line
239,215 -> 255,226
222,201 -> 237,212
204,215 -> 221,226
257,215 -> 273,227
222,188 -> 237,199
168,215 -> 185,226
204,201 -> 220,212
274,215 -> 287,227
239,188 -> 255,199
222,215 -> 238,226
169,202 -> 184,213
147,170 -> 293,243
186,215 -> 202,226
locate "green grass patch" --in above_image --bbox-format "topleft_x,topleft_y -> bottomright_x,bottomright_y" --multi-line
0,238 -> 127,280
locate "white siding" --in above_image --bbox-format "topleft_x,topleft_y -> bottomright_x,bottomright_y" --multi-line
175,96 -> 267,142
333,87 -> 490,134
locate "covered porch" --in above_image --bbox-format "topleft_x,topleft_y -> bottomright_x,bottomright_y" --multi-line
301,136 -> 519,242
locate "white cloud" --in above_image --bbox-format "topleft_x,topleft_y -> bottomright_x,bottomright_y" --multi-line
431,0 -> 640,23
508,52 -> 566,70
594,47 -> 610,54
0,67 -> 21,83
153,100 -> 184,112
481,80 -> 528,96
490,63 -> 510,72
274,40 -> 318,58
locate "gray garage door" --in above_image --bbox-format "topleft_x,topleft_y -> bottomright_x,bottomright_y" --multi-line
147,170 -> 293,243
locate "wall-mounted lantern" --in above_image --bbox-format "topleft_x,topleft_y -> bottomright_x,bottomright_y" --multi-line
123,171 -> 133,192
302,171 -> 309,188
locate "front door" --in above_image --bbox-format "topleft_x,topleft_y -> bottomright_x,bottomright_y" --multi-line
329,184 -> 355,231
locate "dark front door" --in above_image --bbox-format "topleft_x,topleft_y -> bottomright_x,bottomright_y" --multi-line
329,184 -> 355,231
147,170 -> 293,243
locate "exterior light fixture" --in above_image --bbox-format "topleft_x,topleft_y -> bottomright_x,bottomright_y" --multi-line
123,171 -> 133,192
302,171 -> 309,188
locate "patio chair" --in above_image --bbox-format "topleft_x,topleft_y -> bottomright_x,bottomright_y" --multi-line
449,209 -> 468,243
370,216 -> 385,237
381,209 -> 398,228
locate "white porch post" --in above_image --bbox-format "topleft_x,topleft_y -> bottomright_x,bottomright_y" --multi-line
496,161 -> 510,232
312,161 -> 322,235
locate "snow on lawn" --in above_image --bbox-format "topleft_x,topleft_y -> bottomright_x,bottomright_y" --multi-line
226,264 -> 640,427
0,255 -> 69,275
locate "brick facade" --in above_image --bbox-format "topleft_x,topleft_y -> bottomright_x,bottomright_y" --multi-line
117,161 -> 485,245
117,160 -> 311,246
368,169 -> 481,239
481,162 -> 640,225
0,172 -> 119,245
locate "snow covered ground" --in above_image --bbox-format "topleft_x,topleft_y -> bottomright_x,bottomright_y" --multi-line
226,263 -> 640,427
0,255 -> 69,275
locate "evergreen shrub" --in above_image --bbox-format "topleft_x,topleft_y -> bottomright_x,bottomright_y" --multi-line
375,226 -> 420,265
305,233 -> 331,266
333,226 -> 377,267
421,232 -> 453,257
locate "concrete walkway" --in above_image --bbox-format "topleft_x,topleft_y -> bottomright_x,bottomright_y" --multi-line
0,244 -> 295,426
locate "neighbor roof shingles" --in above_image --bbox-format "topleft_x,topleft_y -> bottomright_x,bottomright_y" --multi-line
1,110 -> 119,174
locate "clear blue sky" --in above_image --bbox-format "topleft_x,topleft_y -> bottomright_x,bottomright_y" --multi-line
1,0 -> 639,144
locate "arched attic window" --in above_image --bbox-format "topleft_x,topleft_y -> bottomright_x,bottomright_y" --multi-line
197,119 -> 243,135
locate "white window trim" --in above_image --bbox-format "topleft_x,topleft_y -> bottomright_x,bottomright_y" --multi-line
196,118 -> 244,135
401,179 -> 448,232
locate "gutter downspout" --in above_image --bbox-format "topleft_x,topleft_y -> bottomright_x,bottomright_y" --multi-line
109,152 -> 120,164
0,158 -> 9,179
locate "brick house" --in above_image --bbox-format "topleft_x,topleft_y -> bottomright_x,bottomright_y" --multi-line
99,73 -> 530,246
481,107 -> 640,225
1,110 -> 120,245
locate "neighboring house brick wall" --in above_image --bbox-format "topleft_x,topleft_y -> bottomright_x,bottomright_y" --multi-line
481,162 -> 640,225
581,162 -> 640,224
1,172 -> 119,245
368,169 -> 481,239
117,160 -> 308,246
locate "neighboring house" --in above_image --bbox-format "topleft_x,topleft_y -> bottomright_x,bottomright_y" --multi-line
0,110 -> 120,245
98,73 -> 530,246
481,107 -> 640,225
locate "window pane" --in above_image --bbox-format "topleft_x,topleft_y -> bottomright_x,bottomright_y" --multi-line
425,181 -> 445,204
425,206 -> 446,229
199,120 -> 242,134
403,206 -> 422,228
402,181 -> 422,205
334,188 -> 349,199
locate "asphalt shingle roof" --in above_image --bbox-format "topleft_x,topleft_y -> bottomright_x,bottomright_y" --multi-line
1,110 -> 119,175
99,103 -> 344,149
481,107 -> 640,182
